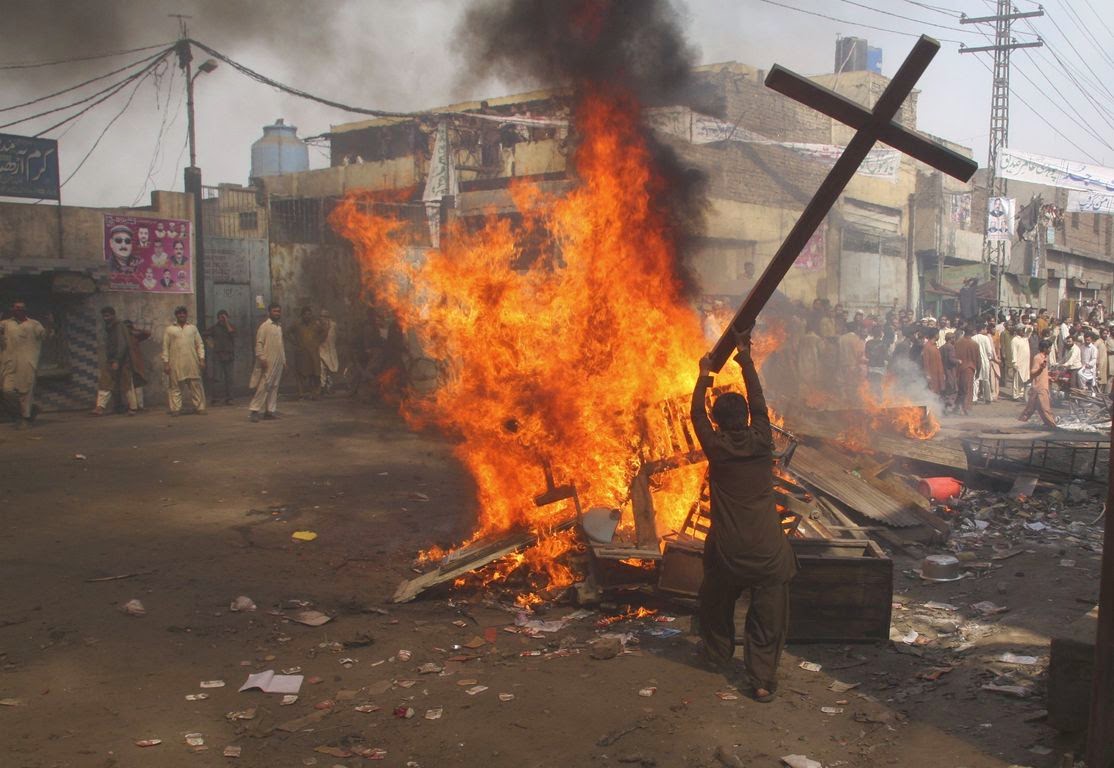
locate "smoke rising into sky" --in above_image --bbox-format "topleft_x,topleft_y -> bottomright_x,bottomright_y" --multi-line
0,0 -> 1110,207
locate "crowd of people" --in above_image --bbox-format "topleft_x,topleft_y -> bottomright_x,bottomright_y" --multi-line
704,296 -> 1114,429
0,298 -> 410,429
84,303 -> 340,420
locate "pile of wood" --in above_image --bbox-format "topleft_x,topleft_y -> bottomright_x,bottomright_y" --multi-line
393,396 -> 960,609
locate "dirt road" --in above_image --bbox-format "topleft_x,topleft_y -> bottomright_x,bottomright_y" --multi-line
0,398 -> 1103,767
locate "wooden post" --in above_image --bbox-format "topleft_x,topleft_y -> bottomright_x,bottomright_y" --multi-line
706,35 -> 978,372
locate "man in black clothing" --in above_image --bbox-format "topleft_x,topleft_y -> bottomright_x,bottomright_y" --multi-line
691,327 -> 798,702
204,310 -> 237,405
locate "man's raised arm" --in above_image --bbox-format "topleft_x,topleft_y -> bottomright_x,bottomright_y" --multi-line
735,331 -> 772,444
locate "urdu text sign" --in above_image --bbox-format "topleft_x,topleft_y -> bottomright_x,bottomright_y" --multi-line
0,133 -> 60,200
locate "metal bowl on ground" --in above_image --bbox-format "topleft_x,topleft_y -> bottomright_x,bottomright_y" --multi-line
920,554 -> 961,581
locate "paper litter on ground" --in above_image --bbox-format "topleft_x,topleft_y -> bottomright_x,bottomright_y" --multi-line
238,670 -> 304,694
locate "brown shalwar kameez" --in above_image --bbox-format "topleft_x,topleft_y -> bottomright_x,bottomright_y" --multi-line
1019,351 -> 1058,428
921,339 -> 945,395
691,353 -> 798,693
954,335 -> 980,415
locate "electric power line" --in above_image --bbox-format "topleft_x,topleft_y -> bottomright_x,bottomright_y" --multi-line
0,48 -> 173,132
33,51 -> 172,137
1015,48 -> 1114,153
1022,17 -> 1114,119
0,47 -> 174,114
751,0 -> 968,44
0,42 -> 173,71
1079,0 -> 1114,40
1041,9 -> 1114,103
132,61 -> 184,206
834,0 -> 988,35
60,65 -> 155,189
897,0 -> 963,19
1053,0 -> 1114,73
187,39 -> 415,119
1029,41 -> 1114,124
967,51 -> 1099,163
966,22 -> 1114,151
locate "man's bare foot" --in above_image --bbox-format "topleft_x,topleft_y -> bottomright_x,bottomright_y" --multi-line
753,687 -> 775,703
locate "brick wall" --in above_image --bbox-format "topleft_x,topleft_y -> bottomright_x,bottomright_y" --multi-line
665,135 -> 827,208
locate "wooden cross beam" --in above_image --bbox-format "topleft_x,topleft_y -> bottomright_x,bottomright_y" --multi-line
707,35 -> 979,371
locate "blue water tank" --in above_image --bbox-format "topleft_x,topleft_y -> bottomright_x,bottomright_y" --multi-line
250,118 -> 309,179
867,46 -> 883,74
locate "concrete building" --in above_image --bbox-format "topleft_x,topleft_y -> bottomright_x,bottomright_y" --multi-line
0,191 -> 197,411
977,173 -> 1113,318
661,60 -> 981,313
192,44 -> 996,386
255,52 -> 982,321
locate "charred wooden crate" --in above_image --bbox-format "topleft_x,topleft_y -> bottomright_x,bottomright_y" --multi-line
659,535 -> 893,643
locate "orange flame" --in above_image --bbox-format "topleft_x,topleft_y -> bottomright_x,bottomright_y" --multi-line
856,378 -> 941,440
332,86 -> 710,544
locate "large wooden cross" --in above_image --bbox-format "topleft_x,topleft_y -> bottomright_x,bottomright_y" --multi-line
707,35 -> 979,371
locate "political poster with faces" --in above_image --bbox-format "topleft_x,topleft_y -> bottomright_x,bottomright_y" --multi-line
104,214 -> 192,293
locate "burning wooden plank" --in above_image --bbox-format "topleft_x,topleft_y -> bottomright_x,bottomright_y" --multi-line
392,518 -> 577,604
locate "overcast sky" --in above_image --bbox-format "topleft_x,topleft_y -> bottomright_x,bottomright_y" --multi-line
1,0 -> 1111,208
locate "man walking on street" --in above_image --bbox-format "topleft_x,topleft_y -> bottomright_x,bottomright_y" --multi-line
204,310 -> 236,405
691,327 -> 797,703
1019,340 -> 1059,429
93,307 -> 135,416
250,303 -> 285,422
0,299 -> 48,429
162,306 -> 206,416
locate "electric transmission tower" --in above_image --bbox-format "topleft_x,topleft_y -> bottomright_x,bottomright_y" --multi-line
959,1 -> 1043,304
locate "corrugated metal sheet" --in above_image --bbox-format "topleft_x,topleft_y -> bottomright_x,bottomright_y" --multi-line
790,443 -> 925,527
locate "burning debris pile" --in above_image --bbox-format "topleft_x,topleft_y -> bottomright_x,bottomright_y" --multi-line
330,0 -> 945,610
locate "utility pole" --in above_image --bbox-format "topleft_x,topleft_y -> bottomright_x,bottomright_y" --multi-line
171,14 -> 218,331
959,2 -> 1043,313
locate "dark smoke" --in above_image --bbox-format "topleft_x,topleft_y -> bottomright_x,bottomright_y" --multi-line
456,0 -> 708,298
0,1 -> 384,105
456,0 -> 698,104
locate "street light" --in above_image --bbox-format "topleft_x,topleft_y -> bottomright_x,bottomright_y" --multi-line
184,54 -> 218,169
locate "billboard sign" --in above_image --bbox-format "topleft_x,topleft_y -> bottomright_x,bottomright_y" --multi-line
104,214 -> 192,293
0,133 -> 59,200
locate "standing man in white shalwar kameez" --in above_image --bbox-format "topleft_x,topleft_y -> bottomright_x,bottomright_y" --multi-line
1079,332 -> 1099,394
0,299 -> 48,430
1009,327 -> 1031,400
250,303 -> 285,422
974,325 -> 996,403
162,306 -> 206,415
